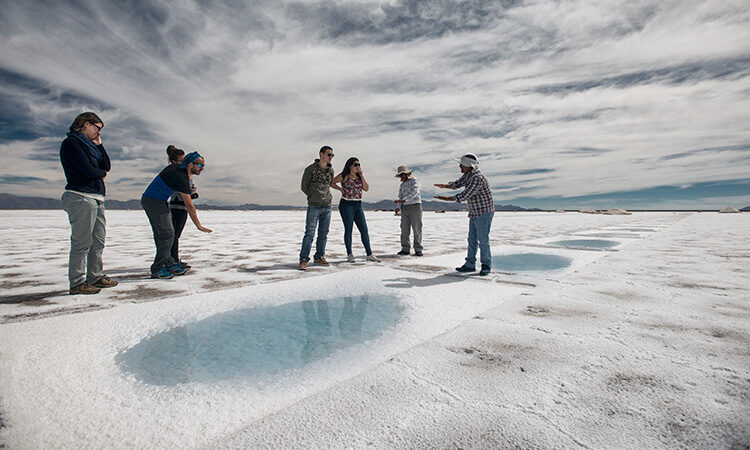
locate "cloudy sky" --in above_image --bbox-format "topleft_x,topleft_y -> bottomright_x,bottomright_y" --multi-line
0,0 -> 748,209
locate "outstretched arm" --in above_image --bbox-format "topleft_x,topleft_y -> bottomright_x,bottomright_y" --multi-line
181,192 -> 212,233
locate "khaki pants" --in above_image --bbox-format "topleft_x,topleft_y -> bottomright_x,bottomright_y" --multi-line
62,191 -> 106,288
400,203 -> 423,252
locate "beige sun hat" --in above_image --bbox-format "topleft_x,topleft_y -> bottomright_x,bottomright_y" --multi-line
395,165 -> 413,178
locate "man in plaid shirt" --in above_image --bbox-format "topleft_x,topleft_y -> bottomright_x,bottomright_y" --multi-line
435,153 -> 494,275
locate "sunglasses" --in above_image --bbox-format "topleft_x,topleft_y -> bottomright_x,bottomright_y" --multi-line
326,153 -> 334,157
195,163 -> 205,168
89,122 -> 102,132
353,163 -> 361,167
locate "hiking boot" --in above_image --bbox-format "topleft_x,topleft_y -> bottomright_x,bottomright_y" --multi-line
297,260 -> 308,271
91,275 -> 118,288
151,267 -> 175,279
366,254 -> 381,262
347,254 -> 355,263
70,281 -> 100,295
414,251 -> 423,257
479,264 -> 491,276
455,265 -> 476,273
179,261 -> 191,269
314,257 -> 330,265
397,250 -> 410,256
168,264 -> 189,276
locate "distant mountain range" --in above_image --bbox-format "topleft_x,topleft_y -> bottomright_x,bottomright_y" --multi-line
0,193 -> 539,211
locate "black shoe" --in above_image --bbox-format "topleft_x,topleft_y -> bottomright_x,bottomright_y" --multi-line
179,261 -> 191,269
479,265 -> 491,276
414,251 -> 423,257
397,250 -> 410,256
455,265 -> 476,273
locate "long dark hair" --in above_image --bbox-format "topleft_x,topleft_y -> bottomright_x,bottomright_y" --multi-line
166,145 -> 185,164
69,112 -> 102,133
338,157 -> 360,180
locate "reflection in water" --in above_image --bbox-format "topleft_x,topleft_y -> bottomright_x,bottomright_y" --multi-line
301,297 -> 368,362
117,295 -> 396,385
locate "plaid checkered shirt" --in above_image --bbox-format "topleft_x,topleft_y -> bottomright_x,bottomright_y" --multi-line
449,169 -> 494,218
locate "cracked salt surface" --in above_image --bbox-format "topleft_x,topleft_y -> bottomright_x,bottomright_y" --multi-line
1,211 -> 748,448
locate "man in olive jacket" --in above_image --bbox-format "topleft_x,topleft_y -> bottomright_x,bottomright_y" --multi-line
298,146 -> 340,270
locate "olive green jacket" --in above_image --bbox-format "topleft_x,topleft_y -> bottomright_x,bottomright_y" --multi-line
301,159 -> 334,206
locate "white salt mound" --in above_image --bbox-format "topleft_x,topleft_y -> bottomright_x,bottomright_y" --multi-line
718,206 -> 740,213
606,208 -> 631,215
579,209 -> 598,214
555,210 -> 566,213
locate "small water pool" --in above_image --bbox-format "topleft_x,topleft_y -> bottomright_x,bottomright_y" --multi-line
582,232 -> 639,238
116,295 -> 401,385
548,239 -> 619,249
492,253 -> 573,272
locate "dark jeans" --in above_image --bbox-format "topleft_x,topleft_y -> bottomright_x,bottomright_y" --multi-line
299,205 -> 331,262
338,199 -> 372,256
142,196 -> 177,274
170,208 -> 188,263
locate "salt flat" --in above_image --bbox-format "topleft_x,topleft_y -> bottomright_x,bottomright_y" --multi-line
0,210 -> 748,448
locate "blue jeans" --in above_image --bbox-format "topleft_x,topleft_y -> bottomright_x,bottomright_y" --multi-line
465,211 -> 493,269
338,199 -> 372,256
299,205 -> 331,261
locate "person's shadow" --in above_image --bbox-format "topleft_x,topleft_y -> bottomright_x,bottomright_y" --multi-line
383,274 -> 465,288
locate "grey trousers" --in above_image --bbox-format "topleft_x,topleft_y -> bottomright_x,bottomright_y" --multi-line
400,203 -> 423,252
141,196 -> 177,274
62,191 -> 106,288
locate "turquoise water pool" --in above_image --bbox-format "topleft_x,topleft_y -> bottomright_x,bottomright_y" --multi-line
548,239 -> 620,249
116,295 -> 401,385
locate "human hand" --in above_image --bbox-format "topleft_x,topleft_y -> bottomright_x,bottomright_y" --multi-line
93,135 -> 102,145
198,226 -> 212,233
434,183 -> 450,189
394,199 -> 404,203
434,195 -> 454,201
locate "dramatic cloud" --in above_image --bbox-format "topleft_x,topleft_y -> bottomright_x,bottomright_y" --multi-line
0,0 -> 748,208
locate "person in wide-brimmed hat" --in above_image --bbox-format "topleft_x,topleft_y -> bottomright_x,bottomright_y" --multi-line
394,165 -> 423,256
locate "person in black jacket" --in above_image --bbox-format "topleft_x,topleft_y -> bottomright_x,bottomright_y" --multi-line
60,112 -> 118,295
166,145 -> 198,269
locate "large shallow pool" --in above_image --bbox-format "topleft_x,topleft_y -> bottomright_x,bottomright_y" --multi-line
116,295 -> 402,385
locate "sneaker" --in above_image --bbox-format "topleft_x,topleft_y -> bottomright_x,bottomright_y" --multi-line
479,265 -> 491,276
297,260 -> 308,271
347,254 -> 355,263
366,254 -> 381,262
455,265 -> 476,273
414,251 -> 423,257
314,257 -> 330,265
168,264 -> 189,276
397,250 -> 410,256
179,261 -> 191,269
69,281 -> 100,295
151,267 -> 175,279
91,275 -> 118,288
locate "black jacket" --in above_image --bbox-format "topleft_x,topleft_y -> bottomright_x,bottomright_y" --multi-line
59,136 -> 111,196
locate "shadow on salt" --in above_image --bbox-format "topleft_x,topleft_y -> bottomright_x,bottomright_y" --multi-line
492,253 -> 573,272
116,295 -> 401,386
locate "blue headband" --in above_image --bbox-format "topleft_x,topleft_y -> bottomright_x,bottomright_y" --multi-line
180,151 -> 202,168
